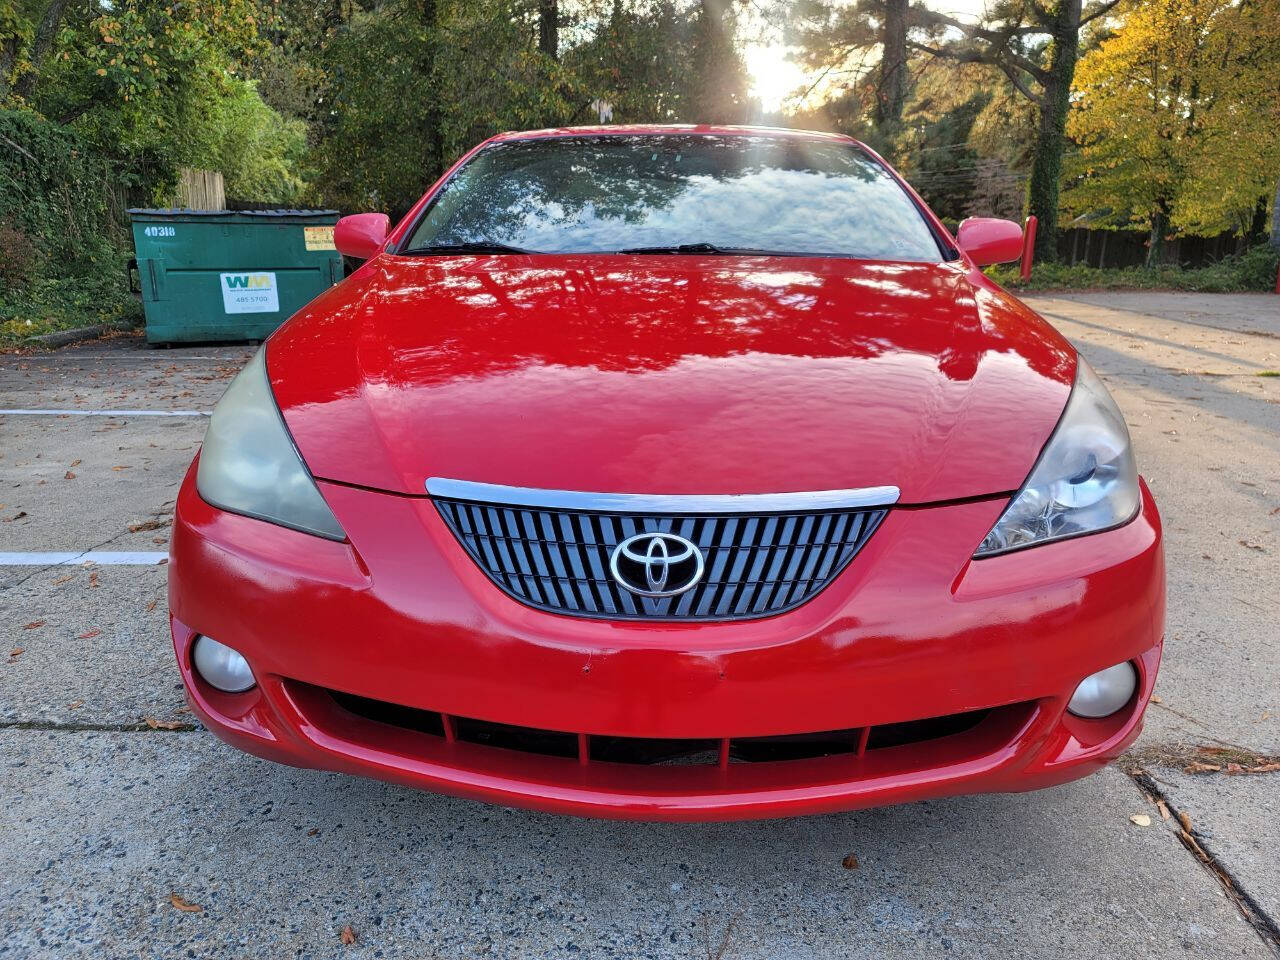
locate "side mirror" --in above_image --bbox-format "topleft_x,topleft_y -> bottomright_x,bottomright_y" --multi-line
956,218 -> 1025,267
334,213 -> 391,261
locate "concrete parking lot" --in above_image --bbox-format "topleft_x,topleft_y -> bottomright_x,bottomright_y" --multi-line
2,292 -> 1278,959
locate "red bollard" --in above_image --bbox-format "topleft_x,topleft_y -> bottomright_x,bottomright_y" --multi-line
1020,216 -> 1038,282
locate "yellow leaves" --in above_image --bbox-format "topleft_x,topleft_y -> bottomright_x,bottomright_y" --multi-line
1066,0 -> 1280,233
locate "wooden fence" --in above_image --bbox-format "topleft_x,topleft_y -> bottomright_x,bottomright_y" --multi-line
1058,226 -> 1252,269
176,168 -> 226,211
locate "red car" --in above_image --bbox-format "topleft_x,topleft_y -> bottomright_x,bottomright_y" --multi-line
170,126 -> 1164,821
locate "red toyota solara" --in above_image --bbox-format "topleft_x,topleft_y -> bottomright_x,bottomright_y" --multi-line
169,125 -> 1164,821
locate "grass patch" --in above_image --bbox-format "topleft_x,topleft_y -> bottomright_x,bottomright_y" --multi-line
988,243 -> 1280,293
0,261 -> 142,349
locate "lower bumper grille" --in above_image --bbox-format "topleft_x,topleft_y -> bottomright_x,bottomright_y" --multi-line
328,688 -> 1000,769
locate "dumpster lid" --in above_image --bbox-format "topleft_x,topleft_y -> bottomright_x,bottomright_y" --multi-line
127,208 -> 340,218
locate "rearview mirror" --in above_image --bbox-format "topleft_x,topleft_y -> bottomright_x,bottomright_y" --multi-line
334,213 -> 391,261
956,218 -> 1024,267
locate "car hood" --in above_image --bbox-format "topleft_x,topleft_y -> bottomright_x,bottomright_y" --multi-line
268,255 -> 1075,505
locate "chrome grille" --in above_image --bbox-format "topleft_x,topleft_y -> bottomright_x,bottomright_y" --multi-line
430,482 -> 890,621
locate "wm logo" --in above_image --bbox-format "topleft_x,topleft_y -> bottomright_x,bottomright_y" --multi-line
224,274 -> 272,290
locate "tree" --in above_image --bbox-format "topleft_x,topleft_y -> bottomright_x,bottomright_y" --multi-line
311,0 -> 579,212
539,0 -> 558,58
687,0 -> 748,123
789,0 -> 918,147
563,1 -> 695,123
895,63 -> 993,221
910,0 -> 1123,261
1,0 -> 74,102
1064,0 -> 1280,262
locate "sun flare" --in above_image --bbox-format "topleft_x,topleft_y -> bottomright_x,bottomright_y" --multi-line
744,43 -> 809,114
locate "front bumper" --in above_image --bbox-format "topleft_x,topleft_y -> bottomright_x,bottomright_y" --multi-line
169,463 -> 1165,821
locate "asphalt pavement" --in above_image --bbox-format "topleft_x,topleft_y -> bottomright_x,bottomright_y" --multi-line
1,293 -> 1277,959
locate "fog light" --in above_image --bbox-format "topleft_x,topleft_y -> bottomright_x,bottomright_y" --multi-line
1067,661 -> 1137,718
192,635 -> 256,693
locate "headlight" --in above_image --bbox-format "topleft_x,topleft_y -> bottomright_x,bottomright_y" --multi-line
196,347 -> 345,540
975,357 -> 1138,557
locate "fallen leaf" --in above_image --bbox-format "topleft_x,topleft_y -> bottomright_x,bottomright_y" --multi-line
67,700 -> 84,709
169,893 -> 203,913
1129,813 -> 1152,827
22,620 -> 45,630
307,828 -> 320,837
51,575 -> 72,585
144,716 -> 185,730
112,465 -> 131,471
9,648 -> 23,660
1248,762 -> 1280,773
128,518 -> 169,533
146,600 -> 158,612
841,853 -> 859,870
69,459 -> 80,467
77,629 -> 101,639
1150,695 -> 1162,703
88,572 -> 99,588
1177,811 -> 1193,833
339,925 -> 357,945
3,511 -> 27,522
1238,540 -> 1266,552
1156,799 -> 1171,821
64,471 -> 76,480
1184,761 -> 1221,773
1225,763 -> 1244,775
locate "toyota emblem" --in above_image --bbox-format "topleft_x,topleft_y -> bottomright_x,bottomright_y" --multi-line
609,532 -> 705,598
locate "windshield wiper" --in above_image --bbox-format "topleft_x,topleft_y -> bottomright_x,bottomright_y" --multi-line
616,242 -> 799,256
405,241 -> 539,255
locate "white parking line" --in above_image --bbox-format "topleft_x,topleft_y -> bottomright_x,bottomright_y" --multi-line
0,409 -> 208,417
0,551 -> 168,565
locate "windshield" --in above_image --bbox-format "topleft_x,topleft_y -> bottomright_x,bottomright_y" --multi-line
403,134 -> 945,261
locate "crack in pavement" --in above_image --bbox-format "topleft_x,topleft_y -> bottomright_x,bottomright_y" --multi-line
3,712 -> 1277,953
0,524 -> 170,594
0,719 -> 197,732
1129,768 -> 1280,958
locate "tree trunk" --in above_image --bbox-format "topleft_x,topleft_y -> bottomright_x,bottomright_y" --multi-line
1025,0 -> 1082,263
539,0 -> 558,60
1272,179 -> 1280,251
875,0 -> 909,134
413,0 -> 443,179
13,0 -> 74,99
0,37 -> 18,102
1146,201 -> 1171,267
1246,193 -> 1269,246
690,0 -> 744,123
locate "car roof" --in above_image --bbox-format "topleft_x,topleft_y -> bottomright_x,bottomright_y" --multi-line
486,124 -> 863,146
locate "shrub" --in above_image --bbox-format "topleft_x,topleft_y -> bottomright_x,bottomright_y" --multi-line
0,109 -> 124,269
0,221 -> 44,288
988,244 -> 1280,293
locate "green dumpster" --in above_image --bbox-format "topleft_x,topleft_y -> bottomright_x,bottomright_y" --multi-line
128,208 -> 344,344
